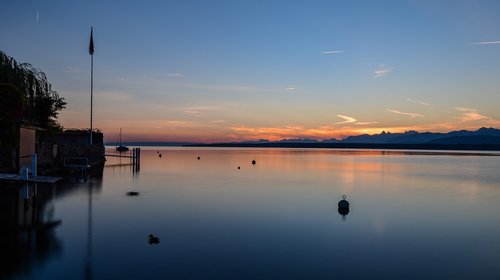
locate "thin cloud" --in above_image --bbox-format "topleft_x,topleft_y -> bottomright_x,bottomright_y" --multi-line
471,41 -> 500,45
182,105 -> 219,111
180,105 -> 220,116
373,64 -> 393,78
285,85 -> 296,91
335,115 -> 377,125
386,109 -> 424,118
454,107 -> 488,122
320,50 -> 344,54
167,73 -> 183,77
405,97 -> 430,106
65,66 -> 82,73
167,82 -> 283,94
183,110 -> 200,115
335,115 -> 357,125
95,91 -> 132,101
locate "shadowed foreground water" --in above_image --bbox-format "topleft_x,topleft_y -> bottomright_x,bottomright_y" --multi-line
2,148 -> 500,279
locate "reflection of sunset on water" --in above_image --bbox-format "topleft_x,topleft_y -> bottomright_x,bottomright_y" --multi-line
105,147 -> 500,201
2,147 -> 499,279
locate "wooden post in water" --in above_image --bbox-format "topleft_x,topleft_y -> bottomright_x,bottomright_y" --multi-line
135,148 -> 140,171
31,153 -> 37,177
130,148 -> 140,172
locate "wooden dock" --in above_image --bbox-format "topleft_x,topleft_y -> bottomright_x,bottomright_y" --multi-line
0,173 -> 62,183
105,147 -> 141,171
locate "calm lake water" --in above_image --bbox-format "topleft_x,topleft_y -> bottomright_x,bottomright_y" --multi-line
2,147 -> 500,279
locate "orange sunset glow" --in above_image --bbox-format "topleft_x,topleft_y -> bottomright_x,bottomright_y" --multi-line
3,1 -> 499,143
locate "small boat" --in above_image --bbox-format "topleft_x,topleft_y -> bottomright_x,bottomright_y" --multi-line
115,128 -> 129,152
116,145 -> 129,152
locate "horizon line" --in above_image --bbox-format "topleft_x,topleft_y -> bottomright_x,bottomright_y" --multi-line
102,126 -> 498,144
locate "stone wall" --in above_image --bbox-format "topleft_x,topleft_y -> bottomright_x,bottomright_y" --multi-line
37,130 -> 105,173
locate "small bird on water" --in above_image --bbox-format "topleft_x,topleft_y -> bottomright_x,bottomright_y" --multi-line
148,234 -> 160,245
252,160 -> 256,165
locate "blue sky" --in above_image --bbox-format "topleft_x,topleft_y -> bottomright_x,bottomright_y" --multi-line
2,0 -> 500,141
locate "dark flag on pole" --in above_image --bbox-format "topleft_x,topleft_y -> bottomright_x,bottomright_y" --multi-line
89,27 -> 94,55
89,26 -> 94,144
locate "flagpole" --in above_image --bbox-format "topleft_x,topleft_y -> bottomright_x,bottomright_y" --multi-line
90,53 -> 93,144
89,27 -> 94,145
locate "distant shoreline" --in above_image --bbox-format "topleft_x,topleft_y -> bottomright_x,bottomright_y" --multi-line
104,127 -> 500,151
104,142 -> 500,152
105,142 -> 500,152
185,142 -> 500,152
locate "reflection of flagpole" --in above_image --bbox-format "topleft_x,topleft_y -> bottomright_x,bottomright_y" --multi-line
89,27 -> 94,144
84,183 -> 93,280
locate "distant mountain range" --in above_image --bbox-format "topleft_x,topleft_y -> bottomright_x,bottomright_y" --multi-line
235,127 -> 500,145
340,127 -> 500,145
106,127 -> 500,147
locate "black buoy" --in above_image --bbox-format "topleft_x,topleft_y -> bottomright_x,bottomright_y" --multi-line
338,195 -> 349,209
197,156 -> 200,160
159,153 -> 162,158
148,234 -> 160,245
338,195 -> 350,220
238,166 -> 240,169
126,191 -> 139,196
252,160 -> 256,165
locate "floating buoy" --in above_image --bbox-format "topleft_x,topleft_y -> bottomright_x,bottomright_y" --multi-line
338,195 -> 350,219
127,191 -> 139,196
148,234 -> 160,245
238,166 -> 240,169
197,156 -> 200,160
252,160 -> 256,165
159,154 -> 162,158
338,195 -> 349,209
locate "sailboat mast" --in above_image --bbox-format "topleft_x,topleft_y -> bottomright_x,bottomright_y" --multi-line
119,128 -> 122,146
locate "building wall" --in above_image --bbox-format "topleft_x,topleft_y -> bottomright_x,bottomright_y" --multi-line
37,131 -> 105,173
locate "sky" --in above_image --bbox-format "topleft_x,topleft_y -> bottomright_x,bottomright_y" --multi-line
1,0 -> 500,142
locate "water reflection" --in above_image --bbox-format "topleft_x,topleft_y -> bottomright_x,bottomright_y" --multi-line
0,182 -> 61,279
84,179 -> 94,280
0,165 -> 104,280
3,148 -> 500,279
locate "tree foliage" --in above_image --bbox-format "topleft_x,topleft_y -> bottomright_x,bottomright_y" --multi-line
0,50 -> 66,130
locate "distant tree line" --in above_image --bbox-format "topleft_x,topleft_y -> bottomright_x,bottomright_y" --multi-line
0,50 -> 66,130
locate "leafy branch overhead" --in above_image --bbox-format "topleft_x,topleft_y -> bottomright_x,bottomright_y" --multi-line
0,50 -> 66,130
